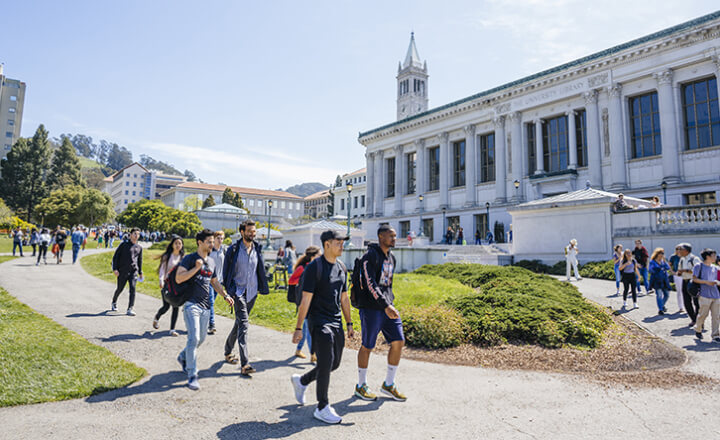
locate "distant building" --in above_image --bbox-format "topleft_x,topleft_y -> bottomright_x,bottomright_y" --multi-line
304,190 -> 332,219
160,182 -> 303,221
0,65 -> 26,161
194,203 -> 249,232
104,162 -> 187,213
332,168 -> 367,222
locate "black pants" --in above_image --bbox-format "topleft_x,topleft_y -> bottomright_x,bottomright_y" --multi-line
300,324 -> 344,409
31,243 -> 37,256
224,294 -> 257,366
112,272 -> 137,308
36,244 -> 48,263
621,272 -> 636,303
155,298 -> 179,329
57,243 -> 66,260
681,279 -> 700,322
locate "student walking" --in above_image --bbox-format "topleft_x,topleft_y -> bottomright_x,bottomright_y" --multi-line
104,230 -> 110,248
565,239 -> 582,281
29,228 -> 39,257
288,245 -> 321,360
619,249 -> 641,309
649,248 -> 671,315
677,243 -> 702,327
633,240 -> 651,294
11,227 -> 23,257
154,236 -> 184,336
111,228 -> 143,316
291,230 -> 353,424
355,224 -> 407,403
284,240 -> 297,275
612,244 -> 623,295
222,220 -> 269,376
692,249 -> 720,342
53,226 -> 67,263
71,227 -> 85,264
455,227 -> 464,245
669,246 -> 684,312
35,228 -> 51,266
207,230 -> 227,335
175,229 -> 234,390
444,227 -> 453,245
474,229 -> 482,245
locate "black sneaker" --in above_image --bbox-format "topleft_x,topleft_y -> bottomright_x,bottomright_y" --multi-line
658,310 -> 665,315
688,321 -> 696,328
713,337 -> 720,343
695,332 -> 703,340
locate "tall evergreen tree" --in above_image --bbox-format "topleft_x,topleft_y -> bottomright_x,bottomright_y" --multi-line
221,187 -> 235,205
232,193 -> 243,208
202,194 -> 215,208
47,136 -> 85,190
0,125 -> 52,222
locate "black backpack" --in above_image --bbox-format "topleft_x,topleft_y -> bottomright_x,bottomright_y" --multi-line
162,264 -> 191,307
349,257 -> 364,309
290,258 -> 347,307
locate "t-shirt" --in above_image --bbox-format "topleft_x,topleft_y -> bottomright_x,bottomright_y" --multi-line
621,259 -> 636,274
302,256 -> 346,328
180,252 -> 217,309
692,263 -> 720,299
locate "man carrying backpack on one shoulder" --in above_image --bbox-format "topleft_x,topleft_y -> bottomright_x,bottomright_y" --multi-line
354,224 -> 407,402
111,228 -> 143,316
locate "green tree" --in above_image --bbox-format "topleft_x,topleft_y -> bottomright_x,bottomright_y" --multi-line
0,197 -> 12,224
77,189 -> 115,227
117,199 -> 167,230
232,193 -> 244,209
149,209 -> 202,237
0,125 -> 52,222
82,167 -> 109,190
183,195 -> 202,211
105,143 -> 133,171
184,169 -> 197,182
202,194 -> 215,208
47,136 -> 85,190
221,187 -> 235,205
35,185 -> 85,227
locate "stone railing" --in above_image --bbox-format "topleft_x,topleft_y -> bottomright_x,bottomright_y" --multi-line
655,203 -> 720,232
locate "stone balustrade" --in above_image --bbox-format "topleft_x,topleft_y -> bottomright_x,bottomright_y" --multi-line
655,203 -> 720,232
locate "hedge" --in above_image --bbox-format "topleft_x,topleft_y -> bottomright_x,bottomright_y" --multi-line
514,259 -> 616,281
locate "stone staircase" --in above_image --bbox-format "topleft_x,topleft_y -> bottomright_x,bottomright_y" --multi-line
442,244 -> 513,266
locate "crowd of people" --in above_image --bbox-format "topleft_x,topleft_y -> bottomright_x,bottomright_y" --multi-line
108,221 -> 407,424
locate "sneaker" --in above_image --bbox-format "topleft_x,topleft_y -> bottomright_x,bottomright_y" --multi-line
111,303 -> 118,312
663,307 -> 668,313
688,321 -> 696,328
187,375 -> 200,391
126,308 -> 136,316
207,326 -> 216,335
633,303 -> 639,309
152,319 -> 159,329
658,310 -> 665,315
380,382 -> 407,402
696,332 -> 703,340
354,383 -> 378,401
713,337 -> 720,343
295,350 -> 307,359
35,262 -> 39,266
170,330 -> 179,337
177,353 -> 186,372
291,374 -> 307,405
313,404 -> 342,424
622,301 -> 627,308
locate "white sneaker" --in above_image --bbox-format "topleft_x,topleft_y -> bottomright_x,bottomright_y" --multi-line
622,301 -> 627,308
633,303 -> 639,309
313,404 -> 341,424
111,303 -> 117,312
126,308 -> 136,316
291,374 -> 307,405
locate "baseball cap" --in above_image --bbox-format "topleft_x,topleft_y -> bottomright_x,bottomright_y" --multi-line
320,230 -> 349,244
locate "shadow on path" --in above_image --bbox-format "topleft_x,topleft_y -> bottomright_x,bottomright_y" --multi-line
683,337 -> 720,352
217,398 -> 387,440
642,313 -> 685,324
86,370 -> 186,403
66,311 -> 115,318
100,330 -> 186,342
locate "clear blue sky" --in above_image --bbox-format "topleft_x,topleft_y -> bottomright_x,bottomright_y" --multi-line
2,1 -> 718,189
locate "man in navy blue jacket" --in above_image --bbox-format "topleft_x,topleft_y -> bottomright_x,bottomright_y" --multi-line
222,220 -> 269,376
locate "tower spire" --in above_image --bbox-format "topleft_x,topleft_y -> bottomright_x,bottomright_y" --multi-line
403,32 -> 422,69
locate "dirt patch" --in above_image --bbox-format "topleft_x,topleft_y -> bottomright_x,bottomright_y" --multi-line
346,308 -> 719,390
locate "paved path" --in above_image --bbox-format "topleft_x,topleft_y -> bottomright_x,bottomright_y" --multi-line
1,255 -> 720,439
564,277 -> 720,380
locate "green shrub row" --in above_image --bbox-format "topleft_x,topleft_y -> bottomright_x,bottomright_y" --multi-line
402,305 -> 467,349
513,259 -> 616,280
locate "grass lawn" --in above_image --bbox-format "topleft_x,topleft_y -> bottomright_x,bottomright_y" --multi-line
0,287 -> 146,407
0,236 -> 15,254
0,255 -> 18,264
80,251 -> 473,333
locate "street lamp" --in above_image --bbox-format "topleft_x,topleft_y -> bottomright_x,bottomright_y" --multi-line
513,180 -> 520,201
661,180 -> 668,205
418,194 -> 424,237
345,183 -> 353,248
485,201 -> 491,239
266,200 -> 273,250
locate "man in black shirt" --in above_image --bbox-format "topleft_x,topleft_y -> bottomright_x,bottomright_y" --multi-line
111,228 -> 143,315
291,230 -> 353,424
53,226 -> 68,264
176,229 -> 233,391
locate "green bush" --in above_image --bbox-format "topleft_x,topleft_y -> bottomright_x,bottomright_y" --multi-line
402,305 -> 466,349
579,260 -> 615,280
414,263 -> 612,349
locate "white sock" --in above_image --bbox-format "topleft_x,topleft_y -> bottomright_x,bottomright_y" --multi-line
358,368 -> 368,387
385,364 -> 398,386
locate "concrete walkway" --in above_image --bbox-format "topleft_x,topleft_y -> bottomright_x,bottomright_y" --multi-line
564,276 -> 720,380
1,255 -> 719,439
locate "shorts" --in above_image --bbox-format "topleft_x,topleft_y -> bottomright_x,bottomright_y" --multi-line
359,308 -> 404,349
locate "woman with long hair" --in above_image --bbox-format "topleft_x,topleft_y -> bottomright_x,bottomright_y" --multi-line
288,245 -> 321,361
619,249 -> 641,309
649,247 -> 671,315
153,236 -> 185,336
284,240 -> 297,275
612,244 -> 623,295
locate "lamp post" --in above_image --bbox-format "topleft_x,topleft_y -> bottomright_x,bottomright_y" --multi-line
345,183 -> 353,248
266,200 -> 273,250
513,179 -> 520,201
418,194 -> 424,237
661,180 -> 668,205
235,214 -> 240,234
485,201 -> 490,238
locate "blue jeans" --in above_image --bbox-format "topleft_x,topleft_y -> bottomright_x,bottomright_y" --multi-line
296,319 -> 312,352
72,243 -> 80,263
614,265 -> 621,290
636,267 -> 649,292
208,286 -> 218,328
12,241 -> 23,256
179,302 -> 210,379
655,287 -> 670,311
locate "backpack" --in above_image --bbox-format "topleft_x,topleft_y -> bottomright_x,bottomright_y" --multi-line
349,257 -> 364,309
162,264 -> 191,307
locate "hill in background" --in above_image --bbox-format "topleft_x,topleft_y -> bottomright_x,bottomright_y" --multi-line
283,182 -> 328,198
